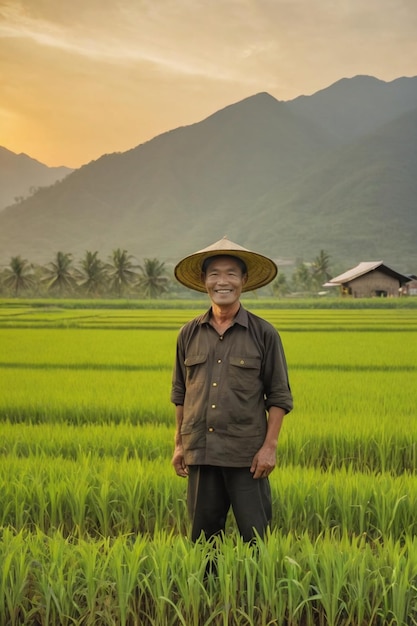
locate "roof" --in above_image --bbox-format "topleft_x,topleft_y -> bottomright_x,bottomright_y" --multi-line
324,261 -> 411,286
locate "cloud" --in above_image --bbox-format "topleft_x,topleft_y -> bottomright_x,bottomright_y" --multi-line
2,0 -> 415,88
0,2 -> 142,61
1,0 -> 416,166
0,0 -> 254,82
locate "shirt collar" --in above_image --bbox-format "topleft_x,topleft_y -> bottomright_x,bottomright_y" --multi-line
200,305 -> 249,329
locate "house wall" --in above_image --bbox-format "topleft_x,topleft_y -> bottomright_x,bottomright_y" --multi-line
346,270 -> 401,298
405,280 -> 417,296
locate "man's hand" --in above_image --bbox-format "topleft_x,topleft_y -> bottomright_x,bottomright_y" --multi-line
172,445 -> 188,477
250,406 -> 285,479
172,406 -> 188,477
250,444 -> 276,479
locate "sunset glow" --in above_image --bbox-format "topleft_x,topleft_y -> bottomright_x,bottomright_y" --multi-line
1,0 -> 416,167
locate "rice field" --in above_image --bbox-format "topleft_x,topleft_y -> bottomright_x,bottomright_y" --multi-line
0,300 -> 416,625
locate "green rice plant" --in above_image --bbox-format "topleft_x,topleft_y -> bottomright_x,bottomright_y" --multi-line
2,296 -> 417,313
0,528 -> 32,626
340,541 -> 381,626
1,527 -> 417,626
2,417 -> 416,476
0,327 -> 177,365
2,417 -> 416,477
244,532 -> 315,625
0,455 -> 187,537
24,530 -> 79,626
2,455 -> 416,541
377,536 -> 417,626
303,533 -> 351,626
138,533 -> 180,626
1,322 -> 416,478
272,465 -> 417,540
1,304 -> 416,624
0,327 -> 175,426
0,368 -> 173,425
106,535 -> 149,626
70,536 -> 113,625
0,422 -> 173,460
0,306 -> 193,330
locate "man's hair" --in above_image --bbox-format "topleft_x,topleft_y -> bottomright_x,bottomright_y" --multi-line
201,255 -> 248,276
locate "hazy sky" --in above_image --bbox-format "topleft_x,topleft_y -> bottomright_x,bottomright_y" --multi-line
1,0 -> 416,168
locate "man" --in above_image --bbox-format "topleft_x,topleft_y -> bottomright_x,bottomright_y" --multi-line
171,237 -> 293,542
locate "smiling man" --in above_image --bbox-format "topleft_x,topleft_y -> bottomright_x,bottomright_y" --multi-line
171,236 -> 293,542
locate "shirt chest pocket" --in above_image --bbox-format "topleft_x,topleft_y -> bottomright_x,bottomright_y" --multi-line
184,354 -> 207,387
228,356 -> 261,390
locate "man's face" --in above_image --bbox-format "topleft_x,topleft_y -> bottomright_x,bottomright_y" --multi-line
203,256 -> 247,307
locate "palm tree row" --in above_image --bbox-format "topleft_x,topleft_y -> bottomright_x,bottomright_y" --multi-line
1,249 -> 334,298
0,250 -> 171,298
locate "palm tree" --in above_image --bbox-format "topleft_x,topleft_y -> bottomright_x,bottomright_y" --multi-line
311,250 -> 332,289
42,251 -> 75,295
271,273 -> 290,297
137,258 -> 170,298
106,249 -> 137,297
292,261 -> 313,293
2,256 -> 36,296
77,251 -> 106,296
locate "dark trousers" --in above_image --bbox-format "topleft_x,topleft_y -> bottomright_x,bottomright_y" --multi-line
187,465 -> 272,542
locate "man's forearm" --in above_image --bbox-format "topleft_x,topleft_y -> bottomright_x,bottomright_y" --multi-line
174,404 -> 184,446
172,405 -> 188,477
263,406 -> 286,448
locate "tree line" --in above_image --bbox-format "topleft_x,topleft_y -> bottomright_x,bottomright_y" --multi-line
0,249 -> 333,298
0,250 -> 170,299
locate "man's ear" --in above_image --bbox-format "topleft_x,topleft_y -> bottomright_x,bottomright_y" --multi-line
242,273 -> 248,286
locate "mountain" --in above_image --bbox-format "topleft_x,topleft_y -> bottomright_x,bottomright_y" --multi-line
253,106 -> 417,267
0,75 -> 416,273
0,147 -> 73,211
0,93 -> 333,264
289,75 -> 417,144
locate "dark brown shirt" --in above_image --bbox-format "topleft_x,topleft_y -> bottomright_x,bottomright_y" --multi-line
171,306 -> 293,467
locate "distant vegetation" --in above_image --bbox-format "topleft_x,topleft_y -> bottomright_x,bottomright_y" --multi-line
0,250 -> 171,299
0,248 -> 339,299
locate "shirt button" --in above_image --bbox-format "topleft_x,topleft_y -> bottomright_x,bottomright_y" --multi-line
211,404 -> 216,409
240,359 -> 245,365
212,382 -> 217,387
219,336 -> 223,341
217,359 -> 222,363
208,427 -> 214,432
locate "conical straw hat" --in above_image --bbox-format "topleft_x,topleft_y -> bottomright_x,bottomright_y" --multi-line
174,236 -> 278,293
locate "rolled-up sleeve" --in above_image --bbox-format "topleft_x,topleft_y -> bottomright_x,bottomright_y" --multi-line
171,330 -> 186,406
262,326 -> 293,414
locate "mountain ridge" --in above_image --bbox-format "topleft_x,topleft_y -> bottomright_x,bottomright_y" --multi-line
0,147 -> 73,211
0,75 -> 416,273
289,74 -> 417,144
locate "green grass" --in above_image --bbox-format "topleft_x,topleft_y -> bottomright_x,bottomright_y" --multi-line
1,528 -> 416,626
1,454 -> 416,539
1,301 -> 416,625
1,295 -> 417,313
